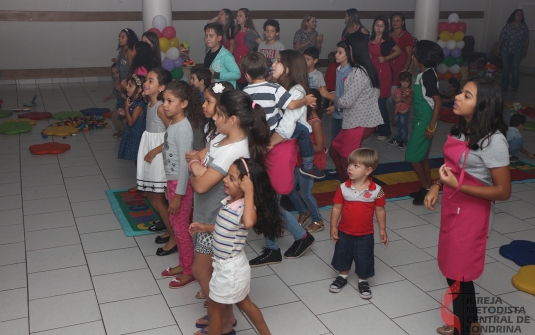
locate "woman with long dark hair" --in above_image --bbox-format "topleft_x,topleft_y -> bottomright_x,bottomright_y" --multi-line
341,8 -> 369,40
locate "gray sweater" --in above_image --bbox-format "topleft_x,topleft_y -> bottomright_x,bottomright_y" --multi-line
162,118 -> 193,194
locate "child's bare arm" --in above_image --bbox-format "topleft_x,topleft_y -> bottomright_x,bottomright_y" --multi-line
425,96 -> 441,139
521,146 -> 534,158
287,94 -> 317,109
375,206 -> 388,245
269,132 -> 284,150
330,204 -> 342,241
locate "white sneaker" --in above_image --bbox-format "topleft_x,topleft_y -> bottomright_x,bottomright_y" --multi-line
376,136 -> 388,141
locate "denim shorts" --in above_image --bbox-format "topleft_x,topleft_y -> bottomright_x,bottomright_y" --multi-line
331,231 -> 375,278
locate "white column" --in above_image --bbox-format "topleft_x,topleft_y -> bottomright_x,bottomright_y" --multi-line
414,0 -> 440,41
142,0 -> 172,32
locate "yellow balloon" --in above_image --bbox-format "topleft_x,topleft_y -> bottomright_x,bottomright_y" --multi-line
440,31 -> 452,42
169,37 -> 179,48
452,31 -> 465,42
159,37 -> 171,52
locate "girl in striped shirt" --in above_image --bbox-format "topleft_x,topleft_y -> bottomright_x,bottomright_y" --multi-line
189,158 -> 284,335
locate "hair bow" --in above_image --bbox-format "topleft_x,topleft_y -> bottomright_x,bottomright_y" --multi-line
134,67 -> 148,77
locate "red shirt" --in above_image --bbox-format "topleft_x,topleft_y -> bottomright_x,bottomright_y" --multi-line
324,63 -> 337,91
333,178 -> 386,236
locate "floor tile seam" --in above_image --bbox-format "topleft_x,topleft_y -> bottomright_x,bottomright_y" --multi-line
73,210 -> 115,219
77,227 -> 122,236
0,316 -> 28,325
123,324 -> 183,335
28,288 -> 95,302
97,292 -> 163,306
26,241 -> 82,253
27,319 -> 104,335
0,285 -> 28,294
25,223 -> 77,234
22,193 -> 70,202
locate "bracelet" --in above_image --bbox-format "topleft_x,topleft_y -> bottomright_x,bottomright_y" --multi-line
188,160 -> 201,172
427,126 -> 436,132
432,180 -> 443,190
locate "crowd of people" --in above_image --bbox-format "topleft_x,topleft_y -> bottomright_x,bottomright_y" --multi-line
102,7 -> 529,335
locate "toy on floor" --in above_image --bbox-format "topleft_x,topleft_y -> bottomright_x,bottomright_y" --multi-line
29,142 -> 71,155
42,125 -> 79,138
80,107 -> 110,116
52,111 -> 84,120
0,110 -> 13,118
49,115 -> 109,132
18,112 -> 51,120
23,95 -> 37,108
102,111 -> 113,118
2,118 -> 36,126
499,240 -> 535,266
0,122 -> 32,134
512,265 -> 535,296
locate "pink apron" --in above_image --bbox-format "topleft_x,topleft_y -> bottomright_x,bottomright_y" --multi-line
369,41 -> 392,98
437,135 -> 492,281
233,30 -> 249,84
265,139 -> 297,195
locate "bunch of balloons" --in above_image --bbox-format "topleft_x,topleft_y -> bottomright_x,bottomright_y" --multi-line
149,15 -> 184,80
436,13 -> 466,81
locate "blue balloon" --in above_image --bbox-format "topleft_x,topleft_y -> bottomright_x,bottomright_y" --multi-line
173,57 -> 184,68
451,48 -> 462,58
442,47 -> 450,57
162,59 -> 174,72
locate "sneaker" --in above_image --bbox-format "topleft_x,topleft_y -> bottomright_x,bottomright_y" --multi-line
329,276 -> 348,293
284,233 -> 315,258
300,165 -> 326,179
397,141 -> 406,149
510,155 -> 519,163
376,135 -> 388,141
387,139 -> 399,147
412,189 -> 428,206
357,280 -> 372,299
328,167 -> 337,174
249,248 -> 282,267
436,325 -> 455,335
409,187 -> 426,198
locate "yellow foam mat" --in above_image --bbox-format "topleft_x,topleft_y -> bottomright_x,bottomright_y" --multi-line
512,265 -> 535,296
1,118 -> 36,125
374,169 -> 440,185
42,125 -> 80,136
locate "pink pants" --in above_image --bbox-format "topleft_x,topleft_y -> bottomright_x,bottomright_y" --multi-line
167,180 -> 195,275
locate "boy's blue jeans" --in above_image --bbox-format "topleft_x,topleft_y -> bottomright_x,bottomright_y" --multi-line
265,194 -> 307,250
508,137 -> 523,156
394,112 -> 409,143
287,167 -> 322,222
290,122 -> 314,164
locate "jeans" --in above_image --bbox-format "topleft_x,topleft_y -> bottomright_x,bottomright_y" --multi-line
508,137 -> 523,156
386,86 -> 397,121
265,194 -> 307,250
394,112 -> 409,143
377,97 -> 391,136
501,51 -> 523,89
331,117 -> 343,144
287,167 -> 322,222
291,122 -> 314,163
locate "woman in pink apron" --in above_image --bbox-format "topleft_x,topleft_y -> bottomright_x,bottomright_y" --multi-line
425,78 -> 510,335
233,8 -> 262,90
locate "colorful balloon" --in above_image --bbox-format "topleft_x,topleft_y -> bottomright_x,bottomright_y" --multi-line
442,48 -> 451,57
453,73 -> 462,80
440,31 -> 452,42
438,22 -> 449,33
161,52 -> 166,62
458,22 -> 467,33
162,26 -> 177,40
456,41 -> 465,49
165,47 -> 180,60
159,37 -> 170,52
169,37 -> 179,48
446,39 -> 457,51
452,31 -> 465,42
437,39 -> 447,48
443,72 -> 454,81
444,56 -> 456,67
436,63 -> 449,74
147,28 -> 162,38
455,56 -> 464,66
449,64 -> 461,75
173,57 -> 184,68
448,13 -> 460,23
448,22 -> 459,33
171,67 -> 184,80
162,59 -> 174,72
451,48 -> 462,58
152,15 -> 167,31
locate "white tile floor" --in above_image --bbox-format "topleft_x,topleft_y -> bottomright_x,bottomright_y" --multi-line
1,79 -> 535,334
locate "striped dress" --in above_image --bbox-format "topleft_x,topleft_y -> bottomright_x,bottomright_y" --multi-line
212,197 -> 248,260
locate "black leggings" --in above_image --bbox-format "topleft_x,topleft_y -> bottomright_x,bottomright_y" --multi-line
446,278 -> 478,335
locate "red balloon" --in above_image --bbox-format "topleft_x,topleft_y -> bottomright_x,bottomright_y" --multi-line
438,22 -> 449,33
458,22 -> 467,33
162,26 -> 176,39
443,72 -> 454,81
453,73 -> 462,81
147,28 -> 162,38
448,22 -> 459,33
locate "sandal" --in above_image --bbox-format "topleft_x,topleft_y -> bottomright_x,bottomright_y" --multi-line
169,275 -> 196,289
203,301 -> 209,308
128,186 -> 139,193
161,267 -> 181,278
195,290 -> 205,299
195,315 -> 237,329
306,220 -> 324,234
298,211 -> 311,227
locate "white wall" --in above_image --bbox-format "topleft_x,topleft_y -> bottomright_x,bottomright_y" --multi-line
2,0 -> 521,72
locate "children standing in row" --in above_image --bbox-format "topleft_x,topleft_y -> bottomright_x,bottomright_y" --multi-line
329,148 -> 388,297
388,71 -> 413,149
136,68 -> 175,255
405,40 -> 443,205
190,158 -> 282,335
160,81 -> 201,288
258,19 -> 285,82
203,22 -> 241,88
117,74 -> 147,162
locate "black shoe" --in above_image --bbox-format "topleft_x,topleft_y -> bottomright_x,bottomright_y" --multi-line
387,139 -> 399,147
357,280 -> 372,299
249,248 -> 282,267
156,245 -> 177,256
284,233 -> 315,258
409,187 -> 425,198
510,155 -> 519,163
155,235 -> 170,244
412,189 -> 428,206
148,219 -> 166,232
300,165 -> 326,179
329,276 -> 348,293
